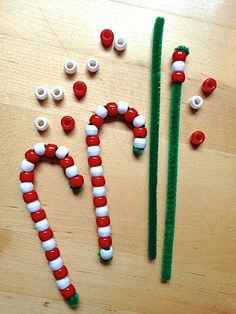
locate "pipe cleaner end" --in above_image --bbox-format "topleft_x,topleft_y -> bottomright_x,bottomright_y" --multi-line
66,292 -> 80,308
155,16 -> 165,27
175,45 -> 190,56
133,147 -> 144,155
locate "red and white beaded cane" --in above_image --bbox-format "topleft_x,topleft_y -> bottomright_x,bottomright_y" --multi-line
19,143 -> 84,308
85,101 -> 147,261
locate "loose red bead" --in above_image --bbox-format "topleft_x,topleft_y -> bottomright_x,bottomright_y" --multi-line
69,175 -> 84,188
86,135 -> 100,146
45,144 -> 58,158
201,78 -> 217,95
31,209 -> 46,222
73,81 -> 87,99
45,247 -> 60,261
60,156 -> 74,170
89,114 -> 104,128
53,265 -> 68,280
23,190 -> 38,203
171,71 -> 185,83
100,29 -> 114,48
61,116 -> 75,133
25,149 -> 40,163
61,284 -> 76,299
124,108 -> 138,123
38,228 -> 54,242
91,176 -> 105,187
98,236 -> 112,248
190,131 -> 205,146
133,127 -> 147,138
19,171 -> 34,182
106,102 -> 118,116
96,216 -> 110,227
93,196 -> 107,207
88,156 -> 102,167
172,50 -> 187,62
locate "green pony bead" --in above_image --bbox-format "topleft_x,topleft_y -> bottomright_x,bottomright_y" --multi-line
66,292 -> 80,308
133,147 -> 144,155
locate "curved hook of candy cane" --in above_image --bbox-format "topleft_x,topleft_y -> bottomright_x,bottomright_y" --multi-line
85,101 -> 147,261
19,143 -> 84,308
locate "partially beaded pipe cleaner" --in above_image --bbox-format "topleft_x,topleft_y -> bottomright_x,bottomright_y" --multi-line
85,101 -> 147,261
19,143 -> 84,308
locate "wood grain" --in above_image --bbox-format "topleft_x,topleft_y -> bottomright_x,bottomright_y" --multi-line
0,0 -> 236,313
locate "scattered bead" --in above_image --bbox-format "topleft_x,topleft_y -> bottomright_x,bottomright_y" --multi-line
88,156 -> 102,167
95,205 -> 109,217
56,146 -> 69,159
100,29 -> 114,48
91,176 -> 105,187
86,57 -> 99,73
35,117 -> 49,132
34,86 -> 48,101
100,247 -> 113,261
172,61 -> 185,72
25,149 -> 40,164
73,81 -> 87,99
133,114 -> 146,128
20,159 -> 35,172
118,101 -> 129,114
124,108 -> 138,123
85,124 -> 99,136
26,200 -> 41,213
45,144 -> 58,158
33,143 -> 46,156
172,50 -> 186,62
201,78 -> 217,95
65,165 -> 79,178
106,102 -> 118,116
87,146 -> 101,157
64,60 -> 77,75
95,105 -> 108,119
93,186 -> 106,197
133,138 -> 147,150
114,36 -> 127,51
51,86 -> 64,101
171,71 -> 185,83
19,171 -> 34,182
190,131 -> 205,146
188,96 -> 204,110
133,127 -> 147,138
61,116 -> 75,133
89,114 -> 104,128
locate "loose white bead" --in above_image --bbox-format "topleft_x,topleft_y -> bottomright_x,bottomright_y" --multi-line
87,146 -> 101,157
56,276 -> 71,290
35,117 -> 49,132
188,96 -> 204,110
133,115 -> 146,127
92,186 -> 106,197
19,182 -> 34,193
95,206 -> 109,217
35,219 -> 49,232
114,36 -> 127,51
98,226 -> 111,237
34,143 -> 46,156
100,246 -> 113,261
85,124 -> 98,136
26,200 -> 41,213
20,159 -> 35,172
50,257 -> 63,271
95,105 -> 108,119
172,61 -> 185,72
118,101 -> 129,114
34,86 -> 48,101
42,238 -> 56,251
51,86 -> 64,101
133,138 -> 147,150
90,166 -> 103,177
65,165 -> 79,178
64,60 -> 77,75
86,57 -> 99,73
55,146 -> 69,159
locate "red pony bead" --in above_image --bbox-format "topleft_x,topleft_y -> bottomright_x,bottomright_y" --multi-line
98,236 -> 112,248
53,265 -> 68,280
93,196 -> 107,207
25,149 -> 40,163
106,103 -> 118,117
69,175 -> 84,188
100,29 -> 114,48
190,131 -> 205,146
45,144 -> 58,158
23,190 -> 38,203
38,228 -> 53,242
61,116 -> 75,133
124,108 -> 138,123
96,216 -> 110,227
89,114 -> 104,128
31,209 -> 46,222
61,284 -> 76,299
60,156 -> 74,169
19,171 -> 34,182
88,156 -> 102,167
86,135 -> 100,146
201,78 -> 217,95
171,71 -> 185,83
91,176 -> 105,187
45,247 -> 60,261
73,81 -> 87,99
172,50 -> 187,62
133,127 -> 147,138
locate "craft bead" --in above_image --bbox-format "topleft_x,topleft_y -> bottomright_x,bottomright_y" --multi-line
133,127 -> 147,138
61,284 -> 76,299
19,171 -> 34,182
98,226 -> 111,237
64,60 -> 77,75
45,144 -> 58,158
38,228 -> 53,242
93,186 -> 106,197
69,175 -> 84,188
90,166 -> 103,177
20,159 -> 35,172
31,209 -> 46,222
95,206 -> 109,217
56,146 -> 69,159
188,96 -> 204,110
171,71 -> 185,83
106,103 -> 118,116
86,136 -> 100,146
35,117 -> 49,132
51,86 -> 64,101
85,124 -> 99,136
118,101 -> 129,114
42,238 -> 57,251
26,200 -> 41,213
86,57 -> 99,73
25,149 -> 40,163
96,216 -> 110,227
100,29 -> 114,48
100,247 -> 113,260
35,219 -> 49,232
201,78 -> 217,95
23,190 -> 38,203
133,138 -> 147,149
114,36 -> 127,51
53,265 -> 68,280
60,156 -> 74,170
172,50 -> 186,62
45,247 -> 60,261
92,176 -> 105,187
98,236 -> 112,248
88,156 -> 102,167
61,116 -> 75,133
34,86 -> 48,100
65,165 -> 79,178
93,196 -> 107,207
95,105 -> 108,119
19,182 -> 34,193
89,114 -> 104,128
33,143 -> 46,156
133,114 -> 146,127
56,276 -> 71,290
124,108 -> 138,123
50,257 -> 63,271
172,61 -> 185,72
87,146 -> 101,157
73,81 -> 87,99
190,131 -> 205,146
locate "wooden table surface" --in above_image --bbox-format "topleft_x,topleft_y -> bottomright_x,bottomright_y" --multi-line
0,0 -> 236,313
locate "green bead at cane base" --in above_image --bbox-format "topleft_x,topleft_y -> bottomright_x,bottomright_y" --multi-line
66,292 -> 80,308
133,147 -> 144,155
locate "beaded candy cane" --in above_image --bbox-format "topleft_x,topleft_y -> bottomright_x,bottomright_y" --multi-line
19,143 -> 84,308
85,101 -> 148,261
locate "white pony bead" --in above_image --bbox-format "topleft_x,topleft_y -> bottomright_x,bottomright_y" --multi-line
42,238 -> 56,251
95,206 -> 109,217
34,86 -> 48,101
90,166 -> 103,177
188,95 -> 204,110
172,61 -> 185,72
51,86 -> 64,101
64,60 -> 77,75
118,101 -> 129,114
133,138 -> 147,150
100,247 -> 113,261
35,117 -> 49,132
35,219 -> 49,232
56,276 -> 71,290
86,57 -> 99,73
20,159 -> 35,172
133,115 -> 146,127
92,186 -> 106,197
85,124 -> 98,136
55,146 -> 69,159
50,257 -> 63,271
20,182 -> 34,193
95,105 -> 108,119
26,200 -> 41,213
114,37 -> 127,51
65,165 -> 79,178
34,143 -> 46,156
87,146 -> 101,157
98,226 -> 111,237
